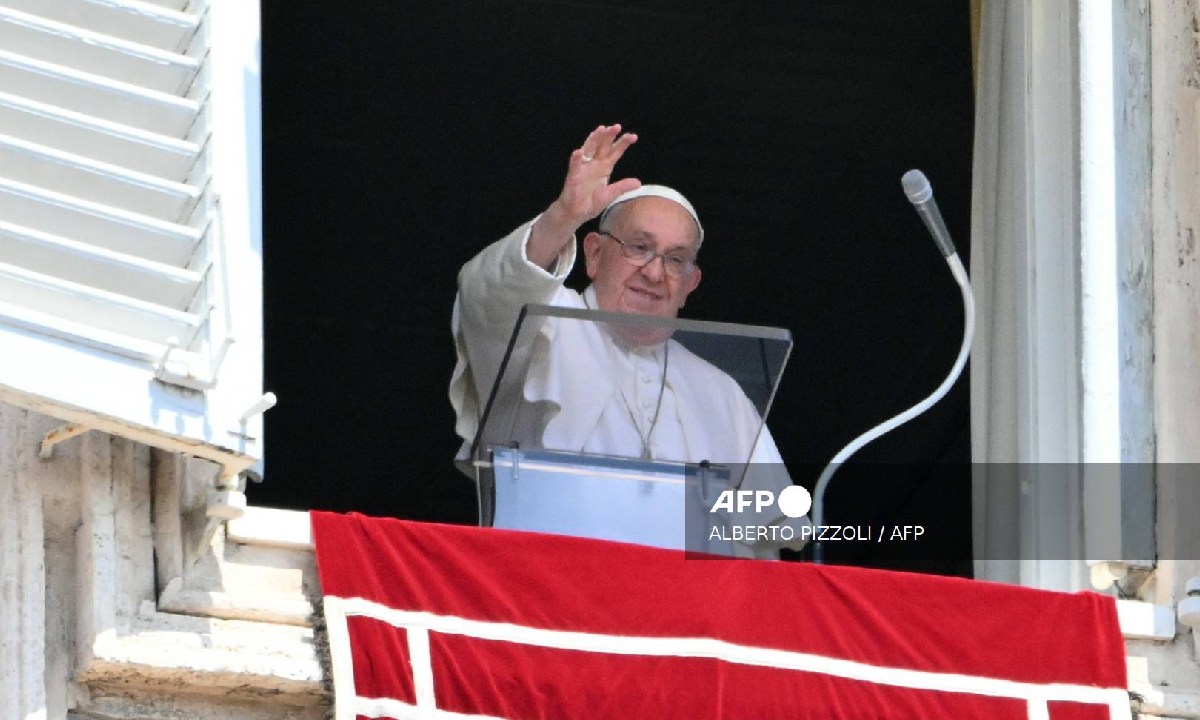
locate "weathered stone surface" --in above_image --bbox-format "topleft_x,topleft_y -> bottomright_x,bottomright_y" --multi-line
2,401 -> 327,719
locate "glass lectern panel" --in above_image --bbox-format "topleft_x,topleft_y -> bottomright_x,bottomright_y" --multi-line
472,304 -> 792,553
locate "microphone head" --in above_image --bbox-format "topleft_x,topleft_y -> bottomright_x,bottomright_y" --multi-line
901,169 -> 933,203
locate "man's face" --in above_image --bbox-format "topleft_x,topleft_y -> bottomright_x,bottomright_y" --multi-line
582,197 -> 702,319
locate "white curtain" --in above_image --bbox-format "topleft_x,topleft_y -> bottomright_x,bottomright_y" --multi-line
970,0 -> 1025,586
969,0 -> 1087,589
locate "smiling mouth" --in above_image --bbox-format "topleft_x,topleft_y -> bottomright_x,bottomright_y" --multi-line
628,287 -> 665,301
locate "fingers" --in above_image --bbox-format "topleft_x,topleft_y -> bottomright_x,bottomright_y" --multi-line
578,125 -> 614,162
568,147 -> 591,168
583,126 -> 639,206
554,123 -> 641,226
579,124 -> 637,166
607,129 -> 638,164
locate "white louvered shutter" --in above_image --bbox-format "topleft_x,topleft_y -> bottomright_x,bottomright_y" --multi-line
0,0 -> 264,475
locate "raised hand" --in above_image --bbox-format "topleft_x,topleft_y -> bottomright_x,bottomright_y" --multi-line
527,125 -> 641,269
556,124 -> 641,225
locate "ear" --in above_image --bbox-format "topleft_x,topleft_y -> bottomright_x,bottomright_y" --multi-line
582,232 -> 603,280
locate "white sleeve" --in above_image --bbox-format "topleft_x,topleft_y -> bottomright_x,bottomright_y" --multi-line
449,216 -> 576,449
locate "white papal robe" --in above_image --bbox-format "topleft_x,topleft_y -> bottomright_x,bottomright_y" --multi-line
450,217 -> 806,555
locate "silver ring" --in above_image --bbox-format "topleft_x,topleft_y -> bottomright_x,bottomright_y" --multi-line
580,153 -> 594,163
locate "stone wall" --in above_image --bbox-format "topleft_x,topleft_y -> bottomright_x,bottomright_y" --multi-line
0,402 -> 326,719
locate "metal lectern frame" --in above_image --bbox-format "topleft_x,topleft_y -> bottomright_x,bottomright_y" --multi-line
472,304 -> 792,552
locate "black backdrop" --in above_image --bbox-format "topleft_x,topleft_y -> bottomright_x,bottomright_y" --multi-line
254,1 -> 977,575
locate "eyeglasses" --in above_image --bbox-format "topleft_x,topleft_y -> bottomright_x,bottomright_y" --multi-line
598,231 -> 698,278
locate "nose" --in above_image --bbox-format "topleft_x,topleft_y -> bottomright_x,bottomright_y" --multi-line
639,254 -> 667,282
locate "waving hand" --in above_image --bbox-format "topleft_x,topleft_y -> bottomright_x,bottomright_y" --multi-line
527,124 -> 641,268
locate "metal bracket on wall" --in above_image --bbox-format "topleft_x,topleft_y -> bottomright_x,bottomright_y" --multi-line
38,423 -> 91,460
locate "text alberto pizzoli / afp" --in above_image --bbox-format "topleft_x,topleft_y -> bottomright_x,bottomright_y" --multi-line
706,487 -> 925,543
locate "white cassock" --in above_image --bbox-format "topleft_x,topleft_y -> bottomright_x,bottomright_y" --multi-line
450,217 -> 807,557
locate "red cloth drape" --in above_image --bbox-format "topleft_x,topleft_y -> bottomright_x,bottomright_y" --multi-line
312,511 -> 1127,720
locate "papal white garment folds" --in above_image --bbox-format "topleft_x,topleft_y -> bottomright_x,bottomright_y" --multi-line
450,217 -> 806,556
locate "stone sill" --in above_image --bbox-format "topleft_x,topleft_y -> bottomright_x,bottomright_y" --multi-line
1119,599 -> 1178,641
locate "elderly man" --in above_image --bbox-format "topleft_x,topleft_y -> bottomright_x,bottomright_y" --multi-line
450,124 -> 803,555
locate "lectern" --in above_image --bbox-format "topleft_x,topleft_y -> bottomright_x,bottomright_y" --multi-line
472,304 -> 792,556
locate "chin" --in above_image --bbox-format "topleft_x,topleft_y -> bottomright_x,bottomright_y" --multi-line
623,302 -> 671,318
621,292 -> 671,316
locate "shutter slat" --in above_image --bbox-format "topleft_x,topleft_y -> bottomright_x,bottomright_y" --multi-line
0,91 -> 200,180
0,0 -> 198,53
0,7 -> 200,94
139,0 -> 190,13
0,220 -> 202,309
0,177 -> 201,266
0,133 -> 200,221
0,49 -> 200,137
0,261 -> 201,343
0,298 -> 168,361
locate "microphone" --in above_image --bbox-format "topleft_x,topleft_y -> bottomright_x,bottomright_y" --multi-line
901,169 -> 956,257
810,169 -> 975,563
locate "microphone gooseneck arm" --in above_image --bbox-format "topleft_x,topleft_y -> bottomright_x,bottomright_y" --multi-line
811,170 -> 975,564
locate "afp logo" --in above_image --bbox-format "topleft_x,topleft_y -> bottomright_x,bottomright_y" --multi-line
709,485 -> 812,518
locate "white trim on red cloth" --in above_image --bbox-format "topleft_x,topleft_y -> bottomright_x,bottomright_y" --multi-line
324,596 -> 1128,720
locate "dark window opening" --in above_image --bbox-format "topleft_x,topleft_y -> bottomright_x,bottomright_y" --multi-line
257,0 -> 976,577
